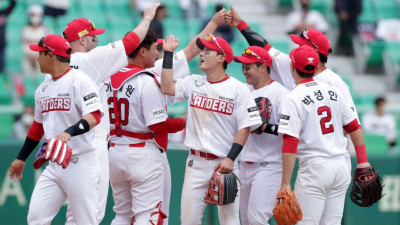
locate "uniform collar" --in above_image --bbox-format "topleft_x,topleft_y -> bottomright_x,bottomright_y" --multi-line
296,77 -> 314,86
126,63 -> 144,69
53,67 -> 72,81
207,74 -> 230,84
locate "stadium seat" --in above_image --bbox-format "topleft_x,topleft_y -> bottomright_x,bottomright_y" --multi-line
364,132 -> 389,155
0,113 -> 14,139
0,75 -> 12,105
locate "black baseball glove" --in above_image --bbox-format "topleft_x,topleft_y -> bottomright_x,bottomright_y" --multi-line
350,167 -> 383,207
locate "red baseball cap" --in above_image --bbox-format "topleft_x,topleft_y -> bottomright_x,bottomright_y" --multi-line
289,45 -> 319,73
234,46 -> 272,66
290,29 -> 332,56
30,34 -> 71,58
63,18 -> 105,42
196,34 -> 234,64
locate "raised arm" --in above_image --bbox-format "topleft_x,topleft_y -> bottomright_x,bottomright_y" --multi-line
225,6 -> 269,48
161,35 -> 180,96
132,2 -> 160,42
183,8 -> 227,61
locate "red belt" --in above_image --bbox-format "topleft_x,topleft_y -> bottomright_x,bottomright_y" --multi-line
190,149 -> 219,160
110,129 -> 154,140
110,142 -> 145,148
244,161 -> 254,164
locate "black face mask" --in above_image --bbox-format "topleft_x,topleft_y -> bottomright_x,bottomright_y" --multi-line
301,3 -> 309,10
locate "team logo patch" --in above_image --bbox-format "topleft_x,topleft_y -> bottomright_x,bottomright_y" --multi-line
195,80 -> 205,87
280,114 -> 290,120
42,85 -> 48,92
305,82 -> 318,87
188,160 -> 193,167
71,158 -> 79,164
247,106 -> 258,113
83,93 -> 98,101
125,85 -> 134,97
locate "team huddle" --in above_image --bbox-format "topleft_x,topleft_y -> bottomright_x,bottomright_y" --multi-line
8,2 -> 383,225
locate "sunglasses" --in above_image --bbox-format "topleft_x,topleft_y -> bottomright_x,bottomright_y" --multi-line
301,30 -> 318,49
243,48 -> 266,63
204,33 -> 226,56
78,20 -> 96,38
39,37 -> 54,52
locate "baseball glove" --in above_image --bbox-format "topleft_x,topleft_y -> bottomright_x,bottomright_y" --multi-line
273,189 -> 302,225
204,170 -> 239,205
252,97 -> 272,134
350,167 -> 383,207
33,139 -> 72,169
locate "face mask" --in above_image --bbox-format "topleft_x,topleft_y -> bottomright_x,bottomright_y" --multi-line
30,15 -> 42,25
21,114 -> 34,126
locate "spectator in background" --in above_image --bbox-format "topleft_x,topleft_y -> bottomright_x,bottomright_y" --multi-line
180,0 -> 207,20
201,4 -> 235,43
0,0 -> 16,74
150,4 -> 167,39
334,0 -> 362,56
43,0 -> 70,31
11,105 -> 34,140
362,97 -> 398,155
22,5 -> 49,76
285,0 -> 329,34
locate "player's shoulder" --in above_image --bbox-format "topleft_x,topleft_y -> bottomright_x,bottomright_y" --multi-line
271,80 -> 290,93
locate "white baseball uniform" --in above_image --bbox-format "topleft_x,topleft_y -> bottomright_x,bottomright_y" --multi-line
106,65 -> 168,225
240,81 -> 289,225
66,40 -> 129,225
267,46 -> 359,121
171,74 -> 262,225
278,78 -> 357,224
28,68 -> 103,225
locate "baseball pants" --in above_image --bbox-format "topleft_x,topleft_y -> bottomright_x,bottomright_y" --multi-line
109,142 -> 164,225
162,152 -> 171,225
180,153 -> 240,225
239,161 -> 282,225
27,150 -> 101,225
295,154 -> 351,225
66,136 -> 109,225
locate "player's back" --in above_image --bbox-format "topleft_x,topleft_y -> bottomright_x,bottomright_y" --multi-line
106,70 -> 167,145
279,79 -> 357,162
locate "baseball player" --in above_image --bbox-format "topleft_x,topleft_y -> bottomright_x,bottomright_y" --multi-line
105,29 -> 188,225
233,46 -> 289,225
61,3 -> 160,223
276,45 -> 371,224
8,34 -> 103,224
225,6 -> 359,121
161,34 -> 262,225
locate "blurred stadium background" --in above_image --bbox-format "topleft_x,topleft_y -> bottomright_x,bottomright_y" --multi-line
0,0 -> 399,224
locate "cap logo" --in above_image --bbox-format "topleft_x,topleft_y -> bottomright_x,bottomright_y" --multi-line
307,57 -> 314,62
78,29 -> 89,37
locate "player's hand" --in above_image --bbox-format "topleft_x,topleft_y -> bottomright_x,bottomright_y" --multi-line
55,132 -> 72,143
226,6 -> 242,27
163,35 -> 179,52
9,159 -> 26,183
143,2 -> 161,21
251,123 -> 267,135
211,7 -> 226,27
215,157 -> 234,174
274,187 -> 291,208
356,162 -> 372,180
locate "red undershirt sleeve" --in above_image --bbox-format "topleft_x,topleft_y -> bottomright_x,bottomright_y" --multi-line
122,32 -> 140,55
282,134 -> 299,154
27,120 -> 44,141
148,117 -> 186,133
91,110 -> 101,125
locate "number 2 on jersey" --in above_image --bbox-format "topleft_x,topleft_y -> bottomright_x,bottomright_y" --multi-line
108,97 -> 129,126
317,106 -> 334,134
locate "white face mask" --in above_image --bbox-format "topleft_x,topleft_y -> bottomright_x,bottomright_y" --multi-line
30,15 -> 42,25
21,114 -> 34,126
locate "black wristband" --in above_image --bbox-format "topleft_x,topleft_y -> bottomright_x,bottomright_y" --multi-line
16,137 -> 40,161
64,119 -> 90,137
264,124 -> 279,136
226,143 -> 243,161
162,51 -> 173,69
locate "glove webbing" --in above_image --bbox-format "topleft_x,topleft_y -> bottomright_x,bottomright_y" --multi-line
222,173 -> 239,205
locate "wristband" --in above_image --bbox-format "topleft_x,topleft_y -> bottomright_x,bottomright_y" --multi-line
64,119 -> 90,137
162,51 -> 173,69
226,143 -> 243,161
355,145 -> 368,164
264,124 -> 278,135
16,137 -> 40,161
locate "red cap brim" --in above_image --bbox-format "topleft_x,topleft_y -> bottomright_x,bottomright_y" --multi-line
233,56 -> 259,64
290,34 -> 306,46
196,38 -> 220,53
29,44 -> 47,52
88,28 -> 105,36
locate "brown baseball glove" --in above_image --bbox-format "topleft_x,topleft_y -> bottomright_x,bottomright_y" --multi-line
273,189 -> 302,225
